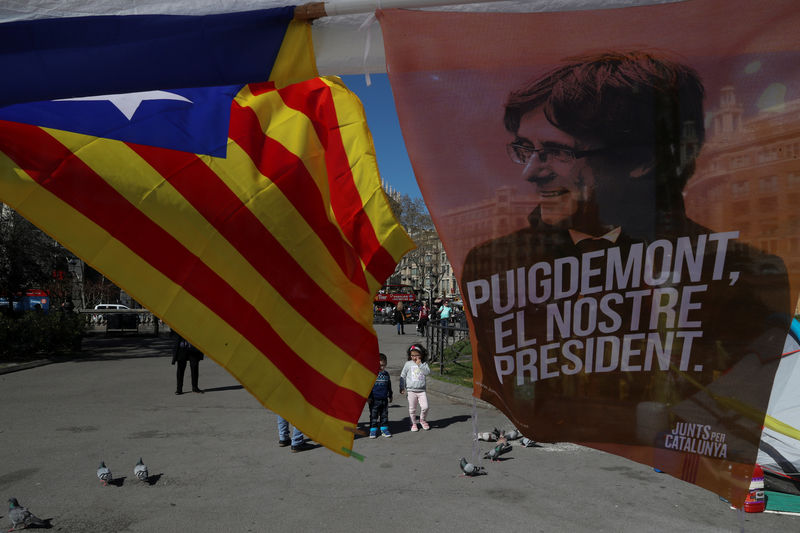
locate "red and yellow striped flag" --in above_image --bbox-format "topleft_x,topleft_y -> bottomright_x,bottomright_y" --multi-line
0,72 -> 414,455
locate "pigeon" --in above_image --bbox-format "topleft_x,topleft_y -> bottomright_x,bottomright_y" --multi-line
520,437 -> 537,447
459,457 -> 486,477
134,457 -> 149,482
477,432 -> 497,442
97,461 -> 112,486
485,445 -> 500,461
504,428 -> 522,440
484,442 -> 512,461
8,497 -> 48,530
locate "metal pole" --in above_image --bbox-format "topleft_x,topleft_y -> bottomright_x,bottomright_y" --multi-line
295,0 -> 510,19
438,320 -> 444,374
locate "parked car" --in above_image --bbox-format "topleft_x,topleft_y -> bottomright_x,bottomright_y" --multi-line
92,303 -> 129,323
94,303 -> 129,311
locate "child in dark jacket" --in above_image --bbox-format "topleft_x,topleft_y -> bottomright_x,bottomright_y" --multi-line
368,353 -> 394,438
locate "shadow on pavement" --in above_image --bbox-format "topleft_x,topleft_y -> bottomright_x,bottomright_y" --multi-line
430,414 -> 471,429
356,413 -> 474,438
202,385 -> 244,393
70,336 -> 174,362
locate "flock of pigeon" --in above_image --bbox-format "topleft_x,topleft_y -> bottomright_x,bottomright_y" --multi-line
8,433 -> 525,527
97,458 -> 150,486
5,458 -> 150,530
459,428 -> 537,477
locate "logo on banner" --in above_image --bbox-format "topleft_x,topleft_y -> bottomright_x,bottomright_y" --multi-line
663,422 -> 728,459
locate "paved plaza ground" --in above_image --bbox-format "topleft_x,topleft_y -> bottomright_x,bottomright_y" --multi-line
0,324 -> 796,531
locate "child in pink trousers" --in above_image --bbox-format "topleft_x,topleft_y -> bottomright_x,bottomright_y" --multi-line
399,344 -> 431,431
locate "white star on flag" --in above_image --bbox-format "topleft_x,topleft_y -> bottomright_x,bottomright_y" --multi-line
56,91 -> 192,120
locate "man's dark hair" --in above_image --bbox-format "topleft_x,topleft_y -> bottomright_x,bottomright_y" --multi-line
504,51 -> 705,196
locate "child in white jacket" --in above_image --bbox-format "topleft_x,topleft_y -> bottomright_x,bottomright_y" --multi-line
399,344 -> 431,431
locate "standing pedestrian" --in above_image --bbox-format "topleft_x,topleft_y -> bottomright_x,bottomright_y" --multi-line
368,353 -> 393,438
399,344 -> 431,431
438,300 -> 452,336
417,303 -> 429,336
277,414 -> 311,452
394,303 -> 405,335
172,333 -> 204,394
438,300 -> 452,328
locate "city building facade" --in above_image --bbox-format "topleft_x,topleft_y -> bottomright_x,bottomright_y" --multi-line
685,86 -> 800,313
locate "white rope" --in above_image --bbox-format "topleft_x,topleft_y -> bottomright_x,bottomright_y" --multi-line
471,395 -> 480,464
324,0 -> 510,17
357,4 -> 380,86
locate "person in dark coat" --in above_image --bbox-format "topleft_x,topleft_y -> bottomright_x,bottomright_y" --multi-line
367,353 -> 394,438
393,303 -> 405,335
172,333 -> 204,394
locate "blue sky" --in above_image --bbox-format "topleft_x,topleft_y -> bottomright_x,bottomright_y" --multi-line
342,73 -> 422,199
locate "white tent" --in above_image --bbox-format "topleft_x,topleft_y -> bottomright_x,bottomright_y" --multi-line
0,0 -> 677,75
759,318 -> 800,495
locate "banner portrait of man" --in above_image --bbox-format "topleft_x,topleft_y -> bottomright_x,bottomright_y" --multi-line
459,49 -> 790,459
379,0 -> 800,505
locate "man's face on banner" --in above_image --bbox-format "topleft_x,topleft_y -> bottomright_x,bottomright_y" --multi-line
515,109 -> 603,232
515,107 -> 658,236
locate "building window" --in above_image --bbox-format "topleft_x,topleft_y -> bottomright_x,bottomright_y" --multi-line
758,146 -> 779,164
732,200 -> 749,214
760,222 -> 778,237
758,197 -> 777,212
769,240 -> 779,254
731,181 -> 749,196
730,155 -> 751,169
758,175 -> 777,193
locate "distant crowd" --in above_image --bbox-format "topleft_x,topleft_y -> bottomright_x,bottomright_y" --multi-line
373,300 -> 465,330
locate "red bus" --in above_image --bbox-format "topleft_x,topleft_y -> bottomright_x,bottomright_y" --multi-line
374,284 -> 415,304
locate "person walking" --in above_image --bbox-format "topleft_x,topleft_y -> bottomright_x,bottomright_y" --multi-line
172,333 -> 204,394
367,353 -> 393,438
399,344 -> 431,431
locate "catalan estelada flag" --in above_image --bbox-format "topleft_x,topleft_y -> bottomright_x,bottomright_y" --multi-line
0,51 -> 414,454
0,7 -> 314,106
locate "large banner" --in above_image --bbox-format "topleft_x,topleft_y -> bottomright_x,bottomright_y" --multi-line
379,0 -> 800,505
